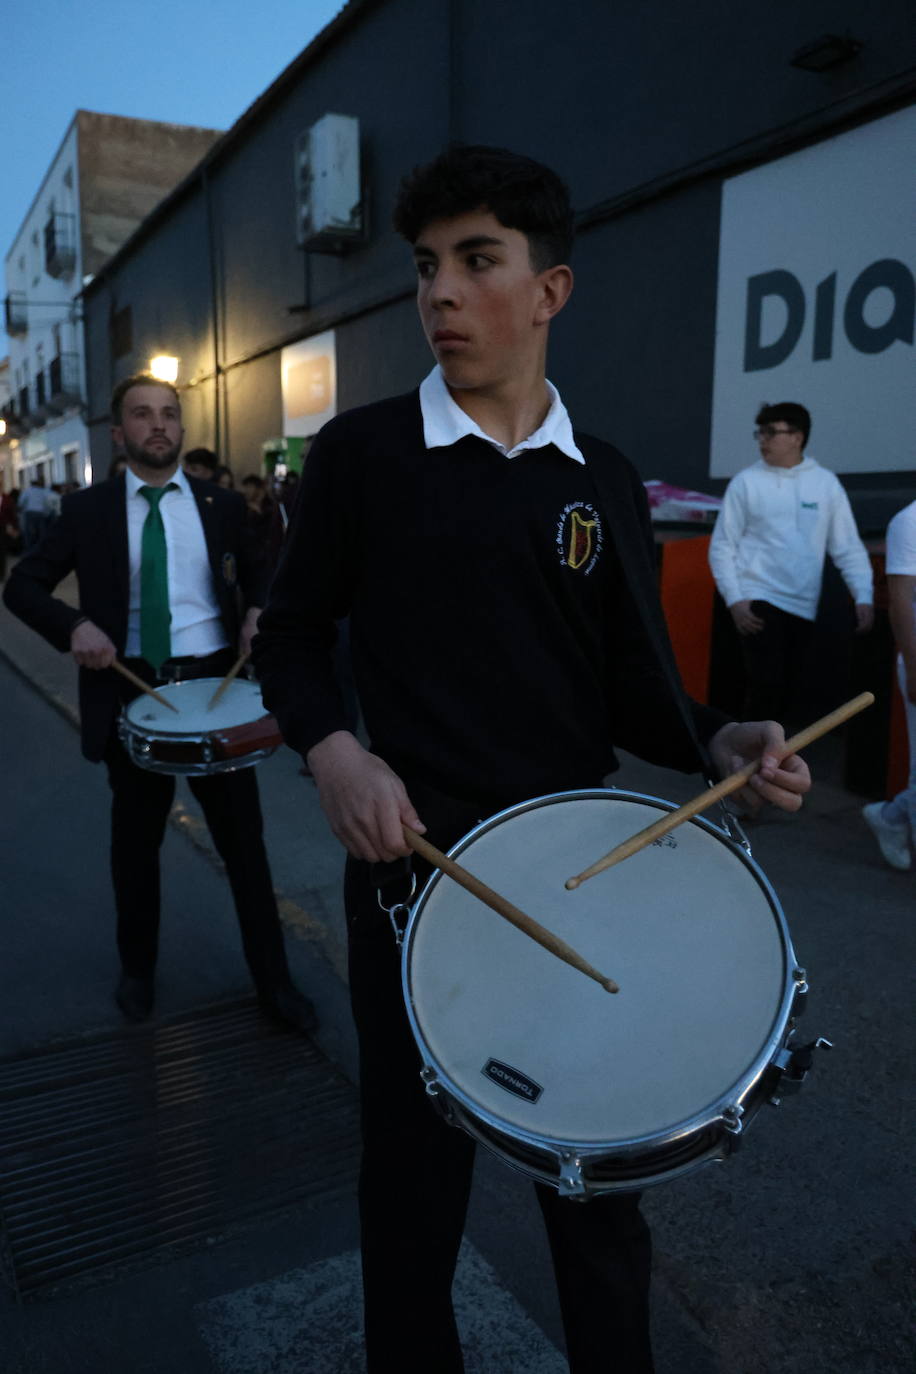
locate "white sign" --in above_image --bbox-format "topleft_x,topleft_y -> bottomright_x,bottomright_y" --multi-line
281,329 -> 337,437
710,105 -> 915,477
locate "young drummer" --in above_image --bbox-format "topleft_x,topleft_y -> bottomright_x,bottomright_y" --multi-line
253,145 -> 810,1373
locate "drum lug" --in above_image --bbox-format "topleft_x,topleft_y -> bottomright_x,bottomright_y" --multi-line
420,1065 -> 440,1097
721,1104 -> 745,1141
722,809 -> 752,855
791,967 -> 809,1015
558,1152 -> 587,1198
420,1067 -> 457,1125
770,1036 -> 832,1104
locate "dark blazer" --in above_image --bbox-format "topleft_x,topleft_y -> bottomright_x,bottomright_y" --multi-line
254,390 -> 728,790
3,473 -> 269,762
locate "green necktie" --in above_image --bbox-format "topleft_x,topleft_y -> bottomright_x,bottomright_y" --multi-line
138,483 -> 177,671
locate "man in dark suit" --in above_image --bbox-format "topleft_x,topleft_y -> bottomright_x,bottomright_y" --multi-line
4,372 -> 315,1031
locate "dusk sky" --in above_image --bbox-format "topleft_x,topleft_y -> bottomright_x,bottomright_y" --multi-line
3,0 -> 344,352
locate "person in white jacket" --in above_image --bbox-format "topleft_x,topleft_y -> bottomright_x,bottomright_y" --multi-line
709,401 -> 873,720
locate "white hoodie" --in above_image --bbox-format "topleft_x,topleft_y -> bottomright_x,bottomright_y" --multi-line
708,456 -> 873,622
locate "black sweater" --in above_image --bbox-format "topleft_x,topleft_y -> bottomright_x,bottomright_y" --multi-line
253,391 -> 726,808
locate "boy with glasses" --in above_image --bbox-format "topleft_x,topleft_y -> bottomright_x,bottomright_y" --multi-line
709,401 -> 873,721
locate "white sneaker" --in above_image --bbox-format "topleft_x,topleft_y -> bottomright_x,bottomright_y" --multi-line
862,802 -> 912,871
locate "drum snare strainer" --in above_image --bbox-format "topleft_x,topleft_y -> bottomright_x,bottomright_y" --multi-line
119,678 -> 281,776
397,790 -> 829,1197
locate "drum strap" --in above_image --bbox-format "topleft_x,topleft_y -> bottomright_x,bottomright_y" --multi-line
578,435 -> 718,776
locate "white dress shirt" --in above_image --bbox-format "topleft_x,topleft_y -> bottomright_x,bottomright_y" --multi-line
419,366 -> 585,464
125,466 -> 228,659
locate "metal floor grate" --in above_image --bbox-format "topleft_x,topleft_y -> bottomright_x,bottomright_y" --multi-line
0,1000 -> 361,1298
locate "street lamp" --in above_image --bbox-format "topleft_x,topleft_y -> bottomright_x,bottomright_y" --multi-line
149,355 -> 180,384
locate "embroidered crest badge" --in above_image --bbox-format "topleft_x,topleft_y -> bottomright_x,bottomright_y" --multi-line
556,502 -> 603,576
221,552 -> 237,586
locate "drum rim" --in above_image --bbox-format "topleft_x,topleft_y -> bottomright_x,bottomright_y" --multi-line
121,677 -> 269,741
402,787 -> 801,1160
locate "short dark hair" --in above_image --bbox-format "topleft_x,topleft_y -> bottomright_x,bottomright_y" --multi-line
755,401 -> 811,447
111,372 -> 181,425
393,145 -> 574,272
183,447 -> 219,472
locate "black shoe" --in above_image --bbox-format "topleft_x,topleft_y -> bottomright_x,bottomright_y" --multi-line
116,974 -> 154,1022
257,982 -> 318,1034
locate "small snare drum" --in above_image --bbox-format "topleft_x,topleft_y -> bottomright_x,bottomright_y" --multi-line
119,678 -> 281,776
399,789 -> 824,1197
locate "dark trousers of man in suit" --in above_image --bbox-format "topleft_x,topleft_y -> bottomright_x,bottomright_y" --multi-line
108,651 -> 293,995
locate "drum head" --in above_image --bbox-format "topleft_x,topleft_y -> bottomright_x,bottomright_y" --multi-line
123,678 -> 266,735
405,792 -> 791,1148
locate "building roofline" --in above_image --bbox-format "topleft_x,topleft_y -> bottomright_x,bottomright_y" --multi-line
83,0 -> 377,295
5,112 -> 79,267
4,109 -> 223,270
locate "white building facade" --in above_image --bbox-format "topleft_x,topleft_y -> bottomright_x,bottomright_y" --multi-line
3,111 -> 221,492
4,119 -> 87,489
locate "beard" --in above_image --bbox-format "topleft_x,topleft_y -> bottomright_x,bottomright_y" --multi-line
122,435 -> 182,470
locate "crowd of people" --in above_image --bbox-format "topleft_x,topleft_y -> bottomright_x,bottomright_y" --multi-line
1,142 -> 913,1374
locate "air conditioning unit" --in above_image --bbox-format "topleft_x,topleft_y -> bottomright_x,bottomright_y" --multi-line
294,113 -> 364,253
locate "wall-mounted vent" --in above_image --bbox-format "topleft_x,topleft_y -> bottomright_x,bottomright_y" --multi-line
294,113 -> 364,254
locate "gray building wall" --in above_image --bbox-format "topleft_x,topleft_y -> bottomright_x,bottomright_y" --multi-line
82,0 -> 916,524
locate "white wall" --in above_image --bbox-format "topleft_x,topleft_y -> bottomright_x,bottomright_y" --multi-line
710,104 -> 916,478
4,118 -> 89,486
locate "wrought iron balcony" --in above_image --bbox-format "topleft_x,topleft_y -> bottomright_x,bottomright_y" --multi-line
4,292 -> 27,336
48,352 -> 82,411
44,212 -> 77,279
13,386 -> 33,434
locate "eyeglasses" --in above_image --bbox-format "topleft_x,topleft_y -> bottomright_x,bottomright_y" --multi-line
754,425 -> 798,440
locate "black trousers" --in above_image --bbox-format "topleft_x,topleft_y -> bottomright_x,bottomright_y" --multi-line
102,676 -> 291,989
345,783 -> 654,1374
740,600 -> 815,724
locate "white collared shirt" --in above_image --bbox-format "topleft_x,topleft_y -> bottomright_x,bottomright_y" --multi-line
419,366 -> 585,464
125,465 -> 228,658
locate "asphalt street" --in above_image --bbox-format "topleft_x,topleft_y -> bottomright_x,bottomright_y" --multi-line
0,583 -> 913,1373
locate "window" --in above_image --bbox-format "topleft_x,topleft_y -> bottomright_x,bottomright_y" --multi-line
110,305 -> 133,359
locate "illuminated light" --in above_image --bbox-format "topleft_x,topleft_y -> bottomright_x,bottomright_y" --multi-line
83,459 -> 93,486
0,419 -> 6,437
149,355 -> 180,384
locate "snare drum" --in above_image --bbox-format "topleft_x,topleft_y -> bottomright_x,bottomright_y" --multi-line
119,678 -> 281,776
401,789 -> 818,1197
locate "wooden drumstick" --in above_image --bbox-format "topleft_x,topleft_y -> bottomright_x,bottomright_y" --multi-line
111,659 -> 180,713
566,691 -> 875,889
403,826 -> 619,995
207,652 -> 250,710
